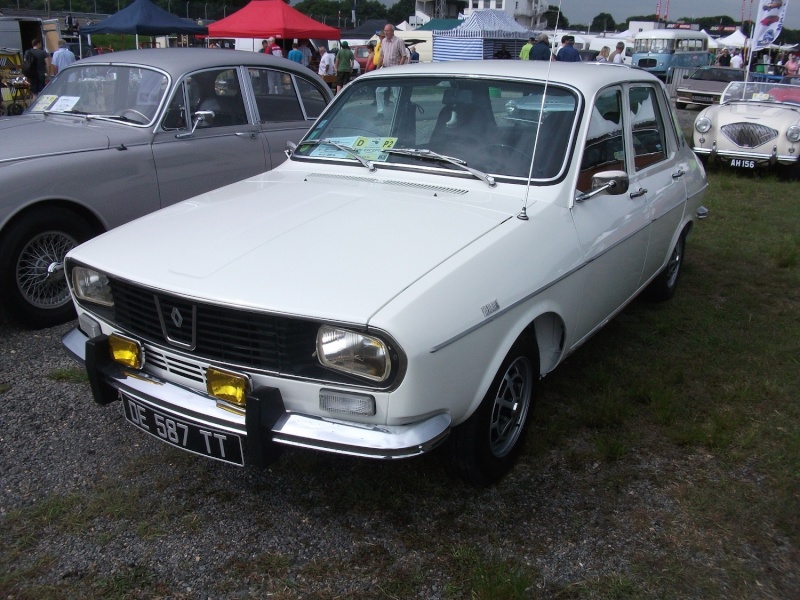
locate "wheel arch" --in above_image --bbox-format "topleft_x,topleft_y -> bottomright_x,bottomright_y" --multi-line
1,199 -> 106,243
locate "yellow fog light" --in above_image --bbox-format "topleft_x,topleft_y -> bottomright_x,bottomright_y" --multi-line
108,334 -> 144,369
206,367 -> 249,406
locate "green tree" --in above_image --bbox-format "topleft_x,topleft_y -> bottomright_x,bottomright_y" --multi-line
387,0 -> 415,26
543,4 -> 569,29
590,12 -> 616,32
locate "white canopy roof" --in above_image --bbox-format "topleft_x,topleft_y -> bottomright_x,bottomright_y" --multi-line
717,28 -> 749,49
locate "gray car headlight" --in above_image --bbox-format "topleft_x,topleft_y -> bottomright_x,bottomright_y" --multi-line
695,117 -> 712,134
72,266 -> 114,307
787,126 -> 800,143
317,325 -> 390,382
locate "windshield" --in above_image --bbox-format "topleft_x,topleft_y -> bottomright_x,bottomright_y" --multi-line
690,68 -> 744,83
721,81 -> 800,105
27,64 -> 169,124
295,76 -> 579,181
634,38 -> 676,53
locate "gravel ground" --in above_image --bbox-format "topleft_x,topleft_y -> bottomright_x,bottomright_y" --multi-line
1,108 -> 797,598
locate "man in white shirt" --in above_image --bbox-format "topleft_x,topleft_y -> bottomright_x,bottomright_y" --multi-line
318,47 -> 335,77
730,49 -> 744,69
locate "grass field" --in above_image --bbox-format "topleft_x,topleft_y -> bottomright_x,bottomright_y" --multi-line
1,169 -> 798,598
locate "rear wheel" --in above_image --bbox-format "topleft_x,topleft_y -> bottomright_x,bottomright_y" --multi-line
647,231 -> 686,301
0,208 -> 94,328
446,338 -> 538,487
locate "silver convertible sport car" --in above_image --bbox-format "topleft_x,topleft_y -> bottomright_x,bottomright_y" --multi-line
0,48 -> 332,328
63,62 -> 707,486
693,78 -> 800,175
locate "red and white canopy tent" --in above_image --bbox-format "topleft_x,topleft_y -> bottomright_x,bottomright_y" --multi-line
207,0 -> 340,42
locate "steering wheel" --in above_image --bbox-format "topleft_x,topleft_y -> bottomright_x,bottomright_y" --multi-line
325,126 -> 381,138
483,143 -> 530,173
119,108 -> 149,123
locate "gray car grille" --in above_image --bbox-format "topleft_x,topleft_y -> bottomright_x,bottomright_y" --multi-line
721,123 -> 778,148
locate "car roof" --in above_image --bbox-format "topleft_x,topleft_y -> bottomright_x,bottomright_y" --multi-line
72,47 -> 312,79
357,61 -> 663,93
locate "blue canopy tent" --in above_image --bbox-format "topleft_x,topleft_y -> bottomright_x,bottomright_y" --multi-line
82,0 -> 208,47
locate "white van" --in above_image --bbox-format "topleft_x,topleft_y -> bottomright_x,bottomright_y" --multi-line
588,36 -> 632,64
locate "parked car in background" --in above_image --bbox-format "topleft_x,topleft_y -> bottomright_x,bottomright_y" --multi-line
63,62 -> 707,486
675,66 -> 746,109
0,48 -> 332,328
351,44 -> 374,71
693,79 -> 800,176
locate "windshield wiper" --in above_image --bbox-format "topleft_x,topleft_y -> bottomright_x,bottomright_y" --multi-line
292,139 -> 375,171
43,109 -> 132,122
382,148 -> 496,187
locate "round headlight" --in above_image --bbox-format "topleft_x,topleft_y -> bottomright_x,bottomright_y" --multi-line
786,126 -> 800,143
695,117 -> 712,134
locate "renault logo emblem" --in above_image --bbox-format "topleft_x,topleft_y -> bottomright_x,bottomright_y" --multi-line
171,307 -> 183,328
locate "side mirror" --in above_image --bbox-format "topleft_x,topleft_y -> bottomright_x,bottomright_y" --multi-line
176,110 -> 215,138
576,170 -> 629,203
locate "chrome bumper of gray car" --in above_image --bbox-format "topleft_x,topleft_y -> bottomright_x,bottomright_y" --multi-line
63,327 -> 451,463
692,146 -> 799,164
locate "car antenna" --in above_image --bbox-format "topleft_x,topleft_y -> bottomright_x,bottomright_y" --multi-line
519,0 -> 563,221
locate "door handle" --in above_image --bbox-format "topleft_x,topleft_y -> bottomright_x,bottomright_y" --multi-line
629,188 -> 647,198
235,131 -> 257,138
672,169 -> 685,179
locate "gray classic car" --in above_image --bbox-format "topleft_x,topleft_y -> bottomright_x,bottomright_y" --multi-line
0,48 -> 332,328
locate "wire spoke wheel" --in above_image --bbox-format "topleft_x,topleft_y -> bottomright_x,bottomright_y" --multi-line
16,231 -> 75,309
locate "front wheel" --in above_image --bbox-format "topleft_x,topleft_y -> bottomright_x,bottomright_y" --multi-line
0,208 -> 95,328
446,338 -> 538,487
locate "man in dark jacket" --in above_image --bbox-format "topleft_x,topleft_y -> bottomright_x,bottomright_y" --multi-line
530,33 -> 552,61
555,36 -> 581,62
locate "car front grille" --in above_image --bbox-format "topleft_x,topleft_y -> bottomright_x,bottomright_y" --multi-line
637,58 -> 657,68
721,123 -> 778,148
109,278 -> 320,376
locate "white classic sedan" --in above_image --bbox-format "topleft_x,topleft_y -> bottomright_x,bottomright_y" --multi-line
63,62 -> 707,486
693,78 -> 800,176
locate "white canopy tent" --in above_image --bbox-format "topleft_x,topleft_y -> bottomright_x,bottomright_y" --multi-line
716,28 -> 749,49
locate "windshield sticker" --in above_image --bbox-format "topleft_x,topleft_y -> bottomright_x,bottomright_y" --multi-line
307,136 -> 398,161
48,96 -> 81,112
28,94 -> 61,112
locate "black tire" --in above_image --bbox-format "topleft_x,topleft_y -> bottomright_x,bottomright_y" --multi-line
647,231 -> 686,302
0,207 -> 95,328
446,337 -> 538,487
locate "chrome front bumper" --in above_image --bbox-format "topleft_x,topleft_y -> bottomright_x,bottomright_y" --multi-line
63,327 -> 451,463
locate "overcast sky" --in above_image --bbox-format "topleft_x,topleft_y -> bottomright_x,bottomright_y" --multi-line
558,0 -> 800,30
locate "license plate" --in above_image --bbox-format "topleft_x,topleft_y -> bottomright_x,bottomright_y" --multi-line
691,95 -> 714,103
121,393 -> 244,466
729,158 -> 756,169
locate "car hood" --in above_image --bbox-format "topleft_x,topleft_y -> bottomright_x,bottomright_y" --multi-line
0,115 -> 112,161
69,171 -> 514,324
708,101 -> 800,127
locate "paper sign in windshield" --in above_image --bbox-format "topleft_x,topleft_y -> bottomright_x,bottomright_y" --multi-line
308,137 -> 398,161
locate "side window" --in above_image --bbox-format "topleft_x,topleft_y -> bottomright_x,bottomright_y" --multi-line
248,68 -> 304,122
629,86 -> 668,171
578,88 -> 625,192
162,80 -> 188,130
189,68 -> 248,129
295,77 -> 328,119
